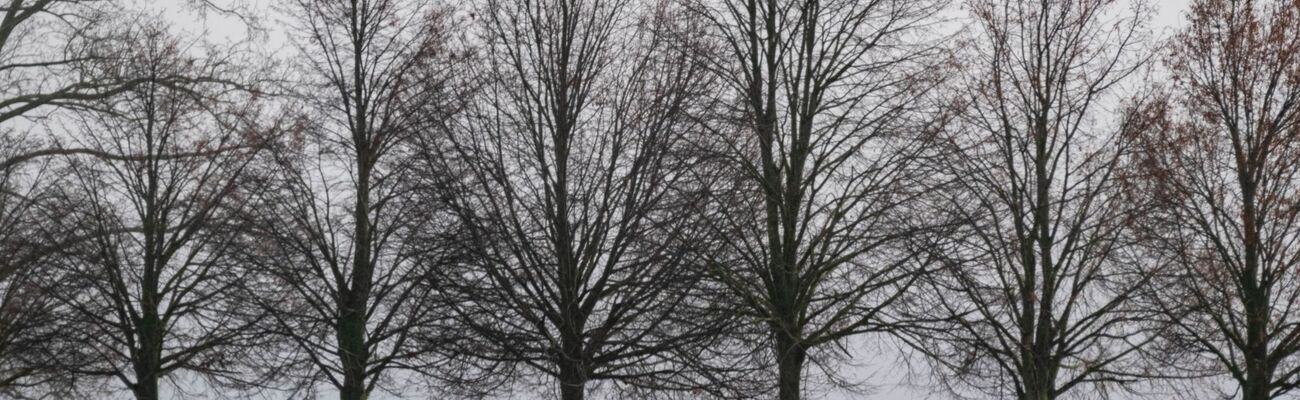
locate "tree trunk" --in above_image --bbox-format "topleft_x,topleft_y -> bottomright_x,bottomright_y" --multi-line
338,292 -> 369,400
775,333 -> 805,400
132,312 -> 162,400
557,307 -> 586,400
1243,293 -> 1272,400
558,360 -> 586,400
340,100 -> 373,400
1241,177 -> 1271,400
131,365 -> 159,400
1242,377 -> 1270,400
1019,335 -> 1060,400
131,376 -> 158,400
1021,381 -> 1053,400
133,258 -> 163,400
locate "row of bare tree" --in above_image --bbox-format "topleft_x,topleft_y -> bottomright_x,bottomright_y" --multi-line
1,0 -> 1298,399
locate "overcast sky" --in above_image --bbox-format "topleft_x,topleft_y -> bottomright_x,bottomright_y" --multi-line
872,4 -> 1194,398
125,0 -> 1198,399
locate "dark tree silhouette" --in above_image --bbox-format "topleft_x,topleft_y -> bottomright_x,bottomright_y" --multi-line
5,0 -> 1292,399
0,0 -> 122,126
673,0 -> 951,398
911,1 -> 1164,399
39,24 -> 270,400
0,9 -> 129,394
0,3 -> 273,397
1128,1 -> 1300,399
0,137 -> 85,398
424,0 -> 755,398
237,1 -> 477,399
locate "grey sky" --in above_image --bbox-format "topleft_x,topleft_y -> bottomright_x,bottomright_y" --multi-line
121,0 -> 1196,398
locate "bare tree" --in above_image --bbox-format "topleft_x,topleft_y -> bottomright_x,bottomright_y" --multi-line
909,1 -> 1164,399
1127,1 -> 1300,399
673,0 -> 950,398
0,137 -> 87,399
0,0 -> 254,167
0,3 -> 277,398
0,0 -> 230,166
0,0 -> 120,127
0,9 -> 124,392
37,23 -> 270,400
423,0 -> 756,398
237,1 -> 476,399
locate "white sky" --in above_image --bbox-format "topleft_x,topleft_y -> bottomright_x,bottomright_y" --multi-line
118,0 -> 1196,398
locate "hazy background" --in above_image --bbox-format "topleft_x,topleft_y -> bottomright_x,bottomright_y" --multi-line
115,0 -> 1196,398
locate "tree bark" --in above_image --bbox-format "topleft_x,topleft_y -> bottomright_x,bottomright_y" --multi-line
135,209 -> 163,400
1243,274 -> 1272,400
132,311 -> 162,400
338,147 -> 373,400
1021,377 -> 1054,400
775,333 -> 805,400
558,360 -> 586,400
337,297 -> 369,400
131,376 -> 158,400
338,188 -> 372,399
338,20 -> 374,393
557,293 -> 586,400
